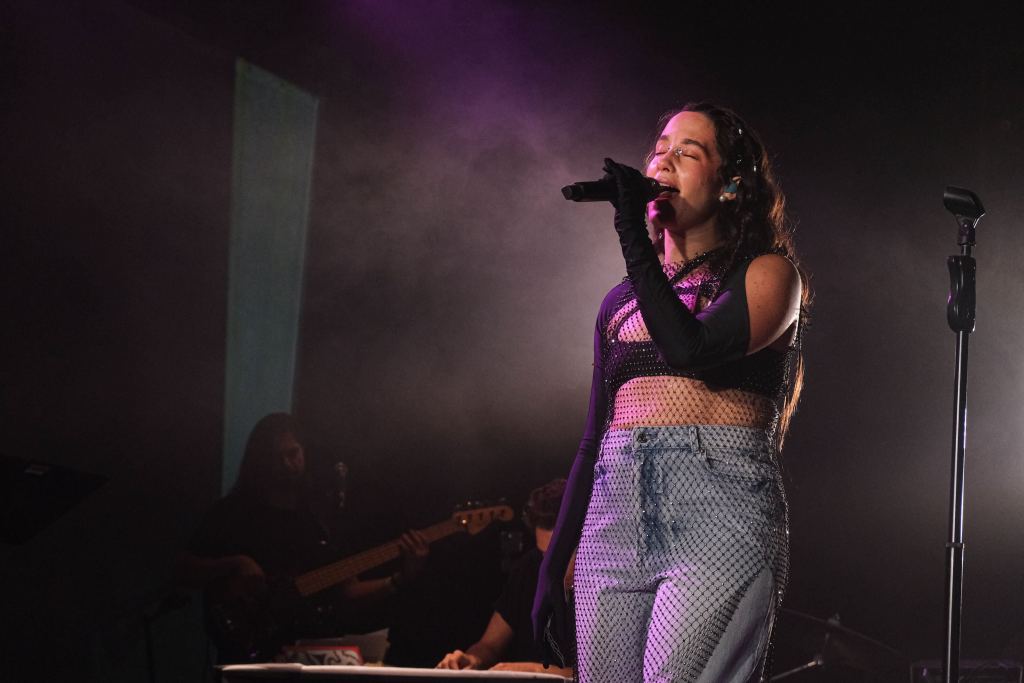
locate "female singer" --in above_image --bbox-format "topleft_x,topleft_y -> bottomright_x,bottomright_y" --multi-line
533,102 -> 809,682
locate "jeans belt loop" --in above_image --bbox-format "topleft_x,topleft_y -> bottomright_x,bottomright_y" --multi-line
691,425 -> 703,455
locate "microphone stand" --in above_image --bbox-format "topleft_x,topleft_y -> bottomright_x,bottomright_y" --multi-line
940,186 -> 985,683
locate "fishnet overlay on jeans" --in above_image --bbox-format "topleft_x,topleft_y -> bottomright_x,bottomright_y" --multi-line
574,425 -> 789,682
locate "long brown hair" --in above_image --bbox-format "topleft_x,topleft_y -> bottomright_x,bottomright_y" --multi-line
650,102 -> 812,448
232,412 -> 304,501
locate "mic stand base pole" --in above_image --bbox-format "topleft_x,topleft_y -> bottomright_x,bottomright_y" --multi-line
943,326 -> 969,683
942,216 -> 978,683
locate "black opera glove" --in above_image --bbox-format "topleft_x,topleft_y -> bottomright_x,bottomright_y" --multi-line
602,157 -> 661,269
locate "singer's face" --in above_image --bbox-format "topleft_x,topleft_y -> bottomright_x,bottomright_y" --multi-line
275,432 -> 306,479
645,111 -> 725,233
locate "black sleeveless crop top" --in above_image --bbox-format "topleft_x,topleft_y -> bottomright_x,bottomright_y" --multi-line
599,255 -> 793,405
578,251 -> 797,440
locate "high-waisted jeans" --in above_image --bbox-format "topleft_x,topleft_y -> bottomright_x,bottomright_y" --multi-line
574,425 -> 789,683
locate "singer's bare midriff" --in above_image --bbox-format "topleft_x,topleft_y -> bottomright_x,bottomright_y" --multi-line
609,375 -> 775,430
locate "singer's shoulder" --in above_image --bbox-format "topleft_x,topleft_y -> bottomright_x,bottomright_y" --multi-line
601,278 -> 631,307
595,278 -> 631,325
746,253 -> 799,290
744,254 -> 801,318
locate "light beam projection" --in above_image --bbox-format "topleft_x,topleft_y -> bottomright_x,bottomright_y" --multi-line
223,59 -> 318,493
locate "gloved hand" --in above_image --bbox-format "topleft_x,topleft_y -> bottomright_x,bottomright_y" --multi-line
602,157 -> 658,266
531,560 -> 570,668
531,446 -> 594,670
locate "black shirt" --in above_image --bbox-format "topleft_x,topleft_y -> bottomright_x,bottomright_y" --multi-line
494,547 -> 545,662
188,493 -> 334,577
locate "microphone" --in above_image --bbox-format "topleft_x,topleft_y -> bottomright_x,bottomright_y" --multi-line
561,177 -> 678,202
333,461 -> 348,511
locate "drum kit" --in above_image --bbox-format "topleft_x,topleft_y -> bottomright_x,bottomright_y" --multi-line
770,609 -> 908,682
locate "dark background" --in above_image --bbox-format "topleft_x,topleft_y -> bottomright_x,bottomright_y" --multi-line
3,1 -> 1024,680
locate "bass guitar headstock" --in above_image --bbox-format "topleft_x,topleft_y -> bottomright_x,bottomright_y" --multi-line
451,503 -> 514,535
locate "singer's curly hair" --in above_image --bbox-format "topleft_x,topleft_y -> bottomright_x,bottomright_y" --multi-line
647,102 -> 812,448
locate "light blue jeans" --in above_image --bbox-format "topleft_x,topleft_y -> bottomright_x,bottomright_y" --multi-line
574,425 -> 789,683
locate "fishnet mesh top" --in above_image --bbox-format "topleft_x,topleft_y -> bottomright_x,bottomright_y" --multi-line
583,251 -> 796,446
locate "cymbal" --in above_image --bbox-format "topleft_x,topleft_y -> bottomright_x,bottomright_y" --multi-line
776,609 -> 908,674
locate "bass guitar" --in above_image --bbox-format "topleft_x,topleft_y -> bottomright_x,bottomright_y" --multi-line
208,504 -> 514,662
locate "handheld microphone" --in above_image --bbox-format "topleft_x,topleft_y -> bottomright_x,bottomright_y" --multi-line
561,177 -> 678,202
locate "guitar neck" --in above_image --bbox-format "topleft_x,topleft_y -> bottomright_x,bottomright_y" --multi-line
293,519 -> 461,597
